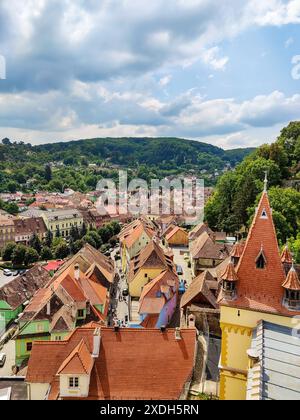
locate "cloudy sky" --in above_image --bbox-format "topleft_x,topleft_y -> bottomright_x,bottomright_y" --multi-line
0,0 -> 299,149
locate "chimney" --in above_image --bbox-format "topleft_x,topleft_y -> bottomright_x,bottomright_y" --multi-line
46,301 -> 51,316
175,327 -> 182,341
188,314 -> 196,329
74,264 -> 80,281
92,328 -> 101,358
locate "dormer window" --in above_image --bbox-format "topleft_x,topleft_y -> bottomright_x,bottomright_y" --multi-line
260,208 -> 268,219
256,249 -> 267,270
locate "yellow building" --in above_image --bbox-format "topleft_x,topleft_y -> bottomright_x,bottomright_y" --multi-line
119,218 -> 155,273
165,226 -> 189,247
128,240 -> 175,298
218,185 -> 300,400
42,209 -> 83,238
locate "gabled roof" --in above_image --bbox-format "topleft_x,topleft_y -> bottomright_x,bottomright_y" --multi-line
219,191 -> 300,316
165,226 -> 188,242
0,265 -> 51,310
26,326 -> 197,400
189,223 -> 213,241
139,269 -> 179,315
53,244 -> 115,284
57,339 -> 94,375
190,231 -> 232,260
180,271 -> 218,309
119,219 -> 155,249
128,241 -> 174,283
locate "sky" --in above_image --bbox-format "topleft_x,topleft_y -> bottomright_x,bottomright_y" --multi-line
0,0 -> 299,149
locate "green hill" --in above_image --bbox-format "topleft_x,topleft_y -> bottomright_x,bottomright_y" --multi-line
0,137 -> 254,193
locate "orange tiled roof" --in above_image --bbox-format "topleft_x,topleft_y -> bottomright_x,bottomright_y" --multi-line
180,271 -> 218,309
165,226 -> 188,242
119,219 -> 155,248
26,326 -> 196,400
128,241 -> 175,283
220,261 -> 239,282
231,242 -> 245,259
282,266 -> 300,291
57,339 -> 94,375
219,191 -> 300,317
281,245 -> 293,264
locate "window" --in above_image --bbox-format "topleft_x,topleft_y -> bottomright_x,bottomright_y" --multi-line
256,249 -> 267,270
55,336 -> 62,341
144,273 -> 148,278
36,323 -> 44,333
256,254 -> 266,269
26,342 -> 33,352
69,377 -> 79,388
77,309 -> 85,318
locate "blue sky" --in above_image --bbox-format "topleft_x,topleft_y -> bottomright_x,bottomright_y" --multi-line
0,0 -> 299,149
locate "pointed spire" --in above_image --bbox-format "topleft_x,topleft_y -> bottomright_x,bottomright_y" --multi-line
281,244 -> 293,264
220,261 -> 239,283
263,171 -> 268,193
282,263 -> 300,291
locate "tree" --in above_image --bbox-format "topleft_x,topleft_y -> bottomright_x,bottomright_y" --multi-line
4,202 -> 19,215
41,246 -> 53,261
2,138 -> 11,146
73,239 -> 84,254
70,225 -> 79,241
29,234 -> 42,254
110,221 -> 121,236
24,248 -> 39,265
2,242 -> 16,261
80,222 -> 87,238
87,230 -> 102,248
12,245 -> 27,266
45,230 -> 53,248
55,227 -> 61,238
44,164 -> 52,182
83,234 -> 97,249
55,243 -> 70,259
7,181 -> 18,193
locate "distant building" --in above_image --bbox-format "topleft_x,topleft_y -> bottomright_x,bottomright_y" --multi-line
0,266 -> 50,334
128,241 -> 175,298
119,218 -> 156,273
139,269 -> 179,328
26,324 -> 197,400
190,231 -> 232,276
41,209 -> 84,238
13,217 -> 47,245
15,245 -> 116,367
0,215 -> 15,250
165,226 -> 189,247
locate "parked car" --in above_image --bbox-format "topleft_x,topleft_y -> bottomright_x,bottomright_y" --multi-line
3,269 -> 12,277
18,269 -> 27,275
176,265 -> 184,275
11,270 -> 19,276
0,354 -> 6,368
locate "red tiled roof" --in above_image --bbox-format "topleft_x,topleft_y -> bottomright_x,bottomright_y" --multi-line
43,261 -> 65,273
231,242 -> 245,259
219,192 -> 300,317
165,226 -> 188,242
57,339 -> 94,375
180,271 -> 218,309
220,261 -> 239,282
281,245 -> 293,264
282,266 -> 300,291
26,326 -> 197,400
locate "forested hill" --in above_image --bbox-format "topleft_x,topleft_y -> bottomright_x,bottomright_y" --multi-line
35,137 -> 253,167
205,121 -> 300,261
0,137 -> 254,193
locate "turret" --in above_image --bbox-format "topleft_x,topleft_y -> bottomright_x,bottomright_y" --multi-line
282,263 -> 300,311
220,260 -> 239,300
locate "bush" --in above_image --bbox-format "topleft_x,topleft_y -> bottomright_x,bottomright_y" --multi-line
2,242 -> 16,261
40,246 -> 53,261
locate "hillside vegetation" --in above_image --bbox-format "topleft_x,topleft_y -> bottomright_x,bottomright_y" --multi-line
0,137 -> 254,193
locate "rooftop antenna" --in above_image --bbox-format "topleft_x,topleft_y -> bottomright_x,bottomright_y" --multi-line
264,171 -> 268,193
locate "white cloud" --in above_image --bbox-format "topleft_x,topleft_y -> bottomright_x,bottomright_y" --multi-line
201,47 -> 229,71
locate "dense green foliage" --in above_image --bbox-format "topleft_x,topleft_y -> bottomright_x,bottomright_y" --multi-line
205,122 -> 300,261
0,137 -> 254,193
1,221 -> 121,266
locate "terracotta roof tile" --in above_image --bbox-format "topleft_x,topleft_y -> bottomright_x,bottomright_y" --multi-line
220,261 -> 239,282
181,271 -> 217,309
219,192 -> 300,317
281,245 -> 293,264
57,339 -> 94,375
282,266 -> 300,291
27,326 -> 197,400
